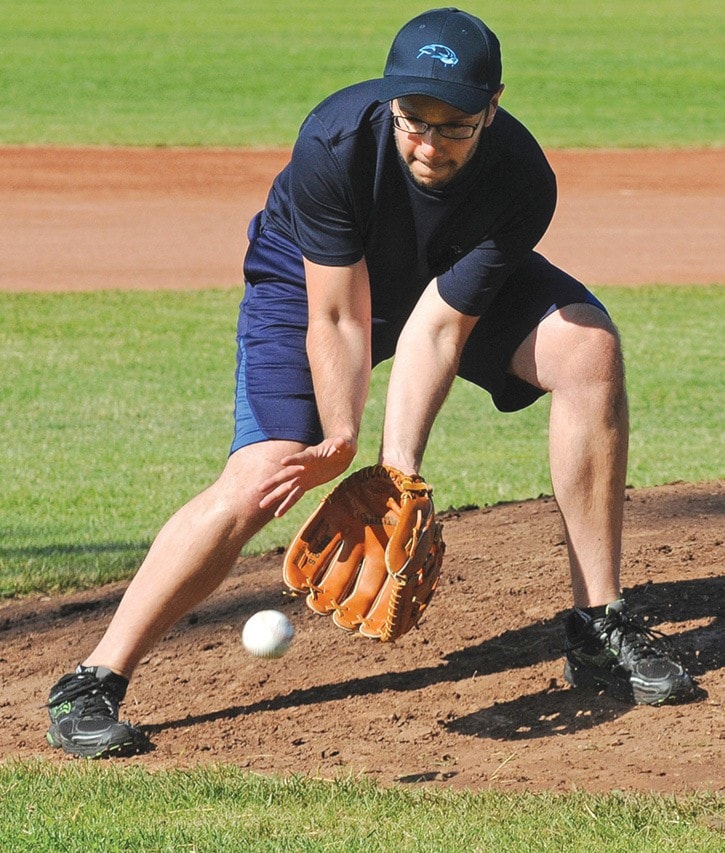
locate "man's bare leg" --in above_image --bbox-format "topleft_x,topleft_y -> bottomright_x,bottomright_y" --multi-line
509,303 -> 695,704
509,303 -> 628,607
83,440 -> 305,678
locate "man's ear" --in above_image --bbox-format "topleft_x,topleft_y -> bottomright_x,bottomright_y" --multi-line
484,84 -> 505,127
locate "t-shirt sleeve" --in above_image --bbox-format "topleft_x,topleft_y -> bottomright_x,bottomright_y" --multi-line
287,114 -> 364,266
437,170 -> 557,316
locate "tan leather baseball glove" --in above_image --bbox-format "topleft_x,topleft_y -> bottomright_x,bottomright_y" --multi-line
283,464 -> 444,641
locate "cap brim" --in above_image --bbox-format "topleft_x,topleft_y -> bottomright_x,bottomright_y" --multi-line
378,76 -> 494,115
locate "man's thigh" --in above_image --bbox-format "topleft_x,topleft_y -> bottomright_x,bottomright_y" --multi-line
457,252 -> 607,412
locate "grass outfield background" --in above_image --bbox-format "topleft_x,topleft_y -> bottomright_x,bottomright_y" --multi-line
1,1 -> 722,845
1,0 -> 723,147
1,286 -> 723,597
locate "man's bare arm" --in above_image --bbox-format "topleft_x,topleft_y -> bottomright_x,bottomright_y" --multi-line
259,257 -> 372,515
381,279 -> 478,474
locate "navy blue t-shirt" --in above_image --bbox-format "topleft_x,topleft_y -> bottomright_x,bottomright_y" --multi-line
262,79 -> 556,321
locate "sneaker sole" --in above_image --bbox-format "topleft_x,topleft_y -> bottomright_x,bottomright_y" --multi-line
564,660 -> 695,706
46,725 -> 148,758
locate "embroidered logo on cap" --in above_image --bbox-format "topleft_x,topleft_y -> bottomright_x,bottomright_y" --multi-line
416,44 -> 459,66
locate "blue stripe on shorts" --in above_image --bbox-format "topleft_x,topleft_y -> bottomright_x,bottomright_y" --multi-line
231,339 -> 268,449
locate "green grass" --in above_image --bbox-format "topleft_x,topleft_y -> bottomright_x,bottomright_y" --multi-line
1,761 -> 722,852
1,286 -> 722,598
1,0 -> 723,147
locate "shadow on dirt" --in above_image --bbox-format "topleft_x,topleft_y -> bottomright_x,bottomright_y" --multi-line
144,575 -> 721,739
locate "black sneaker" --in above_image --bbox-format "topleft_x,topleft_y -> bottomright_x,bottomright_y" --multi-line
563,599 -> 695,705
47,665 -> 148,757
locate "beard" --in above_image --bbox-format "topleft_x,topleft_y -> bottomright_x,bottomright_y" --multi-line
394,131 -> 482,191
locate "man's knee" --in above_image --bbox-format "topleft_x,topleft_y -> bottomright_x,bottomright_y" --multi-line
212,439 -> 306,529
510,303 -> 625,393
549,304 -> 624,387
554,309 -> 629,430
576,322 -> 623,384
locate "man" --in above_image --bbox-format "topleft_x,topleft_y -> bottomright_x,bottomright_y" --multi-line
46,8 -> 695,758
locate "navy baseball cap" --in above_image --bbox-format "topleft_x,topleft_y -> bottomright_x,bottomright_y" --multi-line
379,8 -> 502,114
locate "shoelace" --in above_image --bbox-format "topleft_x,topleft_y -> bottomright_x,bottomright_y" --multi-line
48,672 -> 119,716
78,689 -> 118,717
600,611 -> 672,663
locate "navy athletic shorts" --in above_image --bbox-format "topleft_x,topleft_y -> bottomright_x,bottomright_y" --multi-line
230,214 -> 607,453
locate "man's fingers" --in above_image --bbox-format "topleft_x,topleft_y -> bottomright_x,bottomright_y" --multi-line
258,466 -> 304,498
273,486 -> 304,518
258,438 -> 355,513
258,476 -> 301,510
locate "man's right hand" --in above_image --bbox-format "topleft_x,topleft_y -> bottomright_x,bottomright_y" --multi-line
258,435 -> 357,517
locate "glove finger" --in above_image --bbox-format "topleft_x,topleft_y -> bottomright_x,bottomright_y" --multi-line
372,516 -> 444,641
385,493 -> 434,577
331,527 -> 389,630
306,539 -> 367,615
282,501 -> 347,593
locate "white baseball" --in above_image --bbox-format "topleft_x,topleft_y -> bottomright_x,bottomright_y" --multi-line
241,610 -> 294,658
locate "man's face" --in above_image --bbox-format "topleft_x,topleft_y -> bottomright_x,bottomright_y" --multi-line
391,93 -> 498,189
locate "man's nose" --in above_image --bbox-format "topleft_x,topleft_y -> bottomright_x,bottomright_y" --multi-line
419,126 -> 444,149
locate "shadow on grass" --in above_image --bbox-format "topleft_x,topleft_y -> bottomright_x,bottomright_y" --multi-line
0,540 -> 150,559
0,540 -> 150,597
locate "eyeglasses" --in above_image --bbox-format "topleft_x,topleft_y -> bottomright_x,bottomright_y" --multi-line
392,113 -> 482,140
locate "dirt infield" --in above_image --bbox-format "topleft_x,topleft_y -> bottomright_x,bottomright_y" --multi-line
1,147 -> 723,290
2,483 -> 722,792
0,147 -> 722,793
